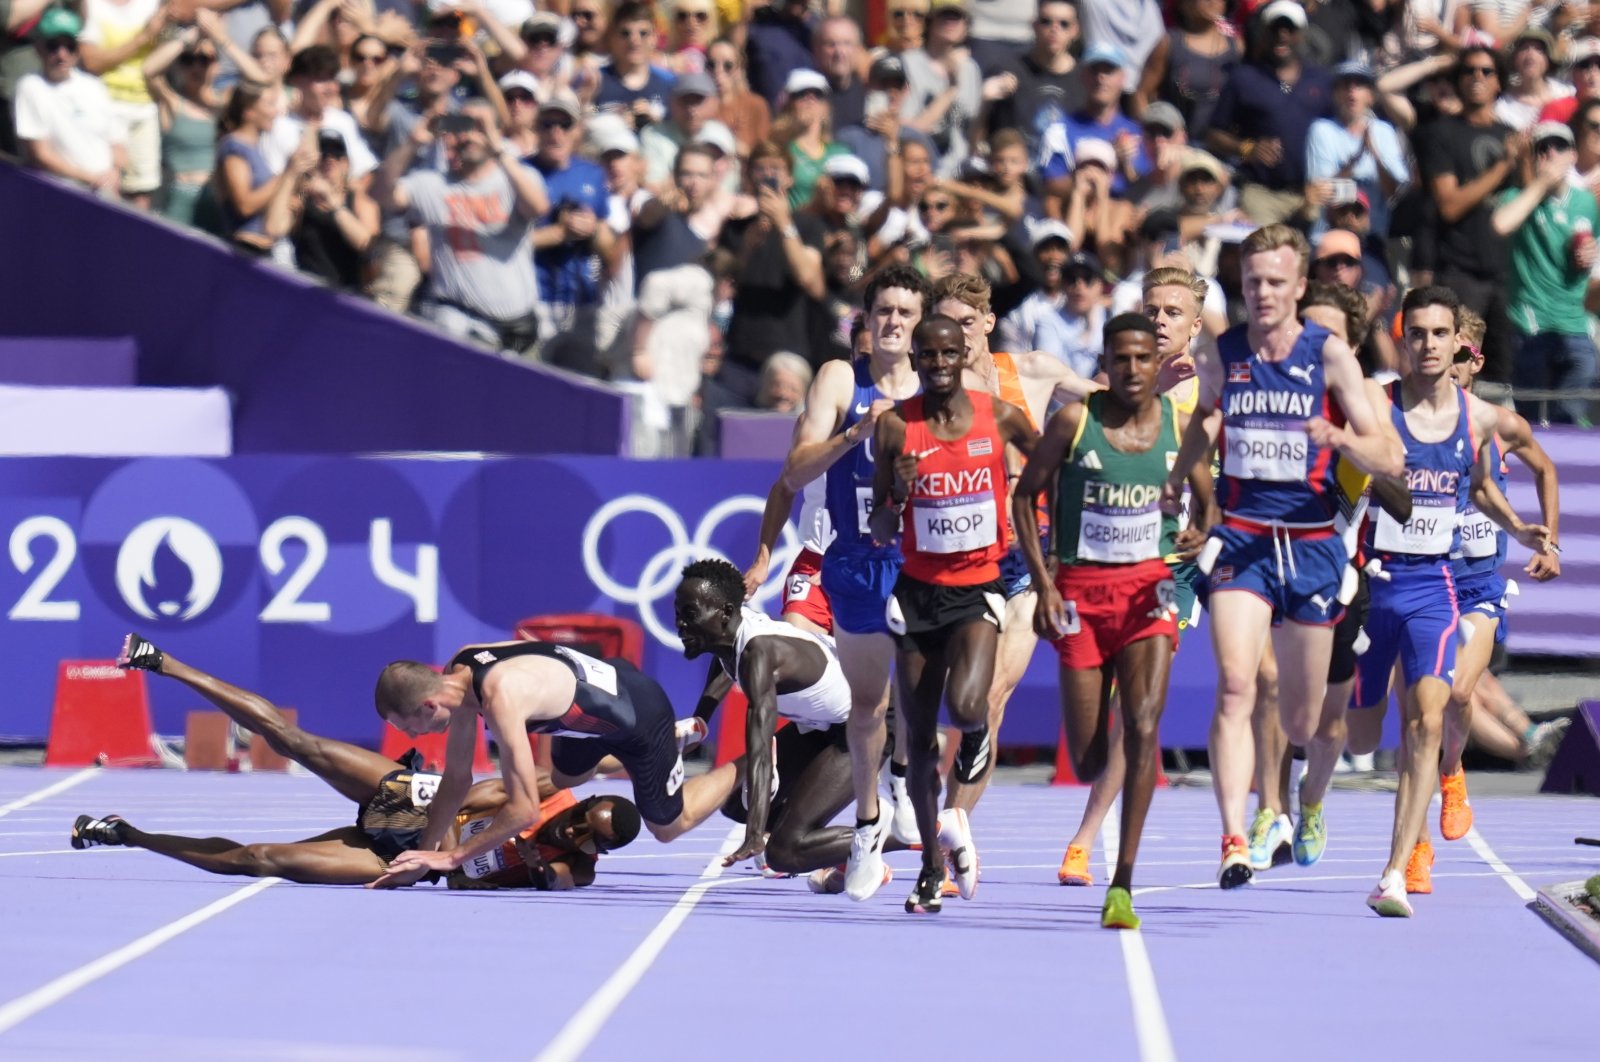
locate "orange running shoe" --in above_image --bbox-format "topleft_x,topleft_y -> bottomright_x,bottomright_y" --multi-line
1405,839 -> 1434,894
1218,834 -> 1252,889
941,861 -> 959,897
1439,770 -> 1473,841
1058,843 -> 1093,886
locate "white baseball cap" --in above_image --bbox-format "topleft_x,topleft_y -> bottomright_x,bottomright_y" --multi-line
1029,218 -> 1074,250
694,120 -> 738,157
1073,137 -> 1117,171
784,67 -> 831,97
824,154 -> 870,185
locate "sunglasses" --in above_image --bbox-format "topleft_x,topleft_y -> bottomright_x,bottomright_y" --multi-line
676,9 -> 711,22
1460,65 -> 1498,79
353,51 -> 387,65
180,51 -> 218,65
1536,137 -> 1572,153
505,90 -> 536,104
43,36 -> 77,54
539,115 -> 575,130
793,88 -> 826,101
933,8 -> 967,19
524,31 -> 558,47
1318,254 -> 1360,269
891,10 -> 927,20
1066,273 -> 1099,286
1578,57 -> 1600,71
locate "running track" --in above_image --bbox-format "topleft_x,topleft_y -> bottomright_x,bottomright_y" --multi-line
1,766 -> 1596,1060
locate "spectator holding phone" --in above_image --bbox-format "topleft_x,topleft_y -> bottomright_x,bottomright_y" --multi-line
1305,61 -> 1409,238
776,67 -> 847,208
836,54 -> 933,192
14,9 -> 127,200
532,91 -> 618,347
293,126 -> 380,290
594,2 -> 677,130
215,80 -> 309,261
265,46 -> 377,184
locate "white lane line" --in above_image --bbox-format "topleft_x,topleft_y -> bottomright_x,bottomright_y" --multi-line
1465,826 -> 1538,901
0,877 -> 281,1035
1101,806 -> 1178,1062
533,827 -> 742,1062
0,769 -> 98,819
0,848 -> 140,859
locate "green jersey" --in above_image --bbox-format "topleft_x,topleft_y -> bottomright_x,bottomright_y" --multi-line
1054,393 -> 1181,566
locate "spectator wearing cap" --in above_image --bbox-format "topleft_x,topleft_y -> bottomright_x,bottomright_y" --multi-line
497,70 -> 540,158
1312,227 -> 1398,372
836,53 -> 934,192
982,0 -> 1083,160
293,125 -> 380,291
808,151 -> 879,252
1496,28 -> 1571,132
707,36 -> 771,156
1207,1 -> 1332,225
641,70 -> 720,187
265,46 -> 377,183
1540,37 -> 1600,125
78,0 -> 170,209
373,99 -> 549,355
900,0 -> 982,177
531,91 -> 618,349
666,0 -> 718,76
718,139 -> 827,383
1081,0 -> 1164,83
1039,42 -> 1150,198
1001,228 -> 1106,379
1124,100 -> 1190,211
1492,118 -> 1599,425
594,1 -> 677,129
589,116 -> 647,360
1062,137 -> 1136,273
1305,61 -> 1409,238
1425,44 -> 1517,388
1133,0 -> 1239,141
483,11 -> 575,103
694,119 -> 741,195
13,8 -> 127,198
778,66 -> 848,209
813,16 -> 866,128
746,0 -> 817,110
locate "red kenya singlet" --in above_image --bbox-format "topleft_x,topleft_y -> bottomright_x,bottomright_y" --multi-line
899,391 -> 1011,585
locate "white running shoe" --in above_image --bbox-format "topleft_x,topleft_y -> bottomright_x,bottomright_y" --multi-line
937,807 -> 979,900
810,863 -> 889,895
1526,718 -> 1570,769
674,717 -> 709,754
1366,871 -> 1413,918
888,771 -> 919,845
845,814 -> 891,901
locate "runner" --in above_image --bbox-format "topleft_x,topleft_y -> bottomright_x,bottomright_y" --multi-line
868,314 -> 1039,913
372,638 -> 742,887
1160,224 -> 1404,890
776,264 -> 930,901
71,635 -> 639,888
1014,312 -> 1215,929
1350,286 -> 1550,917
675,559 -> 911,888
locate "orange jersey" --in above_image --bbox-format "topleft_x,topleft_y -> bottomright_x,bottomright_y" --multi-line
899,391 -> 1011,585
990,351 -> 1050,538
455,788 -> 580,888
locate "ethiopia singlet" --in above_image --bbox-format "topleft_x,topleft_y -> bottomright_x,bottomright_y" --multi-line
1054,392 -> 1181,566
449,641 -> 635,739
825,359 -> 918,558
1216,321 -> 1344,527
719,607 -> 849,731
898,391 -> 1011,585
1366,385 -> 1475,570
1454,428 -> 1508,578
455,789 -> 583,887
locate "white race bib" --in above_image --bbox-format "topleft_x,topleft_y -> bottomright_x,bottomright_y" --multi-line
1375,498 -> 1455,556
553,645 -> 618,696
1078,507 -> 1164,563
1223,425 -> 1307,481
458,817 -> 509,880
855,486 -> 874,534
911,494 -> 998,554
1458,508 -> 1499,559
408,772 -> 442,808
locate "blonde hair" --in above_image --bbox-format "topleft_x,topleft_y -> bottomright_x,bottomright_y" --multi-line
932,273 -> 992,316
1142,266 -> 1208,310
1458,306 -> 1486,348
1241,223 -> 1311,278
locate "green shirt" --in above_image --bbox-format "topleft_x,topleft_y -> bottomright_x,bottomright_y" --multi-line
1054,393 -> 1181,566
1499,183 -> 1599,337
787,139 -> 849,211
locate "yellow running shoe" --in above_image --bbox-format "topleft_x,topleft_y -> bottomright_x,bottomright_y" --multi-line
1058,843 -> 1093,886
1439,770 -> 1473,841
1405,839 -> 1434,895
1101,886 -> 1140,930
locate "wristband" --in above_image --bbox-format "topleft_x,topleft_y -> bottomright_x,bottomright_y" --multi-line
781,223 -> 800,240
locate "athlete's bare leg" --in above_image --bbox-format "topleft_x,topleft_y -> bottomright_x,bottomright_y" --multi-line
760,741 -> 910,873
1386,676 -> 1452,878
836,629 -> 895,824
1272,620 -> 1338,750
1207,591 -> 1275,839
946,590 -> 1038,813
1443,614 -> 1498,776
1301,677 -> 1353,806
156,653 -> 396,805
117,823 -> 390,884
1108,637 -> 1175,891
1250,641 -> 1290,814
1066,712 -> 1124,853
571,760 -> 740,844
1468,699 -> 1527,761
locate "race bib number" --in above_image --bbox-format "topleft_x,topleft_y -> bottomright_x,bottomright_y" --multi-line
1078,507 -> 1163,563
911,494 -> 998,554
1458,508 -> 1499,559
1223,425 -> 1307,481
459,817 -> 509,880
855,486 -> 874,535
666,753 -> 685,796
1374,498 -> 1455,556
787,573 -> 812,603
1059,598 -> 1081,636
1151,578 -> 1177,620
553,645 -> 619,696
408,772 -> 442,808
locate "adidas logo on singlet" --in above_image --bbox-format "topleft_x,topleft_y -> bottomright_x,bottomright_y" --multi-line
1079,450 -> 1103,470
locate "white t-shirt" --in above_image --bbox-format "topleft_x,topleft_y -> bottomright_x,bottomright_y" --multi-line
12,70 -> 126,180
263,107 -> 378,179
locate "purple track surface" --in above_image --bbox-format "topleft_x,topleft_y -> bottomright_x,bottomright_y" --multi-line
2,765 -> 1597,1061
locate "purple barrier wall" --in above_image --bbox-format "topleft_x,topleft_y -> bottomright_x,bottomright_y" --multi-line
0,165 -> 628,456
1503,427 -> 1600,656
719,410 -> 798,460
0,337 -> 137,386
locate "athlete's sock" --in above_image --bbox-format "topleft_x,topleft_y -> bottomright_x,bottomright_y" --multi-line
889,760 -> 907,778
855,812 -> 880,831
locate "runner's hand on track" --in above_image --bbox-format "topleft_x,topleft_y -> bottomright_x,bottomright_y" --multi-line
722,831 -> 766,868
367,849 -> 453,888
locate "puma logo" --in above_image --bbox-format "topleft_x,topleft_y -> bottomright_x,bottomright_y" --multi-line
1309,594 -> 1333,615
1286,364 -> 1315,385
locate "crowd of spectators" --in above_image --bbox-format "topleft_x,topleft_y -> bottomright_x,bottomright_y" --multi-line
5,0 -> 1600,453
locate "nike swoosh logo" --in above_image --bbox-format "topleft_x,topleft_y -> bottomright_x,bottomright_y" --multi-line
854,403 -> 870,415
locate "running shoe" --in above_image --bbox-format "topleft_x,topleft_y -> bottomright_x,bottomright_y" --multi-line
1218,834 -> 1253,889
1525,718 -> 1571,770
1439,769 -> 1473,841
905,864 -> 944,914
952,727 -> 992,785
1101,886 -> 1140,930
845,814 -> 891,901
674,716 -> 709,754
754,850 -> 794,879
937,807 -> 978,900
1058,843 -> 1093,886
70,814 -> 127,849
1247,809 -> 1293,870
809,863 -> 889,895
887,770 -> 919,845
1366,871 -> 1414,918
1293,799 -> 1326,867
117,633 -> 163,672
1404,839 -> 1434,895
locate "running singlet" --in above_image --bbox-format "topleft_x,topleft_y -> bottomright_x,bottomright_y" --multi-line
1216,321 -> 1344,527
1054,393 -> 1181,566
449,641 -> 635,739
898,391 -> 1011,585
1366,385 -> 1475,569
1454,431 -> 1507,575
719,607 -> 850,731
798,475 -> 833,554
455,789 -> 583,887
824,359 -> 917,556
992,351 -> 1049,537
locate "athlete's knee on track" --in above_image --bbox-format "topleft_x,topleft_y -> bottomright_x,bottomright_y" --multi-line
763,834 -> 806,874
645,818 -> 684,843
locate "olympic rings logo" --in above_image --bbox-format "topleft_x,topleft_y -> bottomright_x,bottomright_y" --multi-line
580,494 -> 802,648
